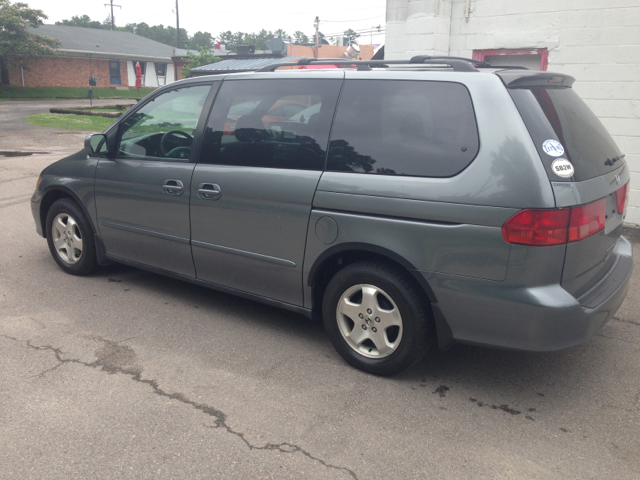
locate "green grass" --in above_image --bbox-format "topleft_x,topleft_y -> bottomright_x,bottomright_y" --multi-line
24,113 -> 116,131
0,86 -> 156,99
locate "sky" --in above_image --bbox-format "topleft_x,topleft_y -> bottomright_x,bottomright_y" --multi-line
25,0 -> 387,45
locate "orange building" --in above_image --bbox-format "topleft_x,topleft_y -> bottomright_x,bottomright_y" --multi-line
287,43 -> 375,60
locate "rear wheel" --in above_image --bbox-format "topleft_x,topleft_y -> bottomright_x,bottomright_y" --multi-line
322,261 -> 432,376
46,198 -> 97,276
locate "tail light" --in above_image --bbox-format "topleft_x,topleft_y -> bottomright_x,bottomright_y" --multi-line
503,198 -> 606,246
502,209 -> 570,246
616,182 -> 629,214
568,199 -> 606,243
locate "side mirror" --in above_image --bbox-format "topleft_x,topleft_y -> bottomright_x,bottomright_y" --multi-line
84,134 -> 108,156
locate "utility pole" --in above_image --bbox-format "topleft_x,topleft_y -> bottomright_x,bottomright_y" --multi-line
103,0 -> 121,30
175,0 -> 181,49
371,25 -> 381,44
314,16 -> 319,58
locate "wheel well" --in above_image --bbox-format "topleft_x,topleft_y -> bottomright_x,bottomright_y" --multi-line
39,189 -> 90,236
310,249 -> 436,317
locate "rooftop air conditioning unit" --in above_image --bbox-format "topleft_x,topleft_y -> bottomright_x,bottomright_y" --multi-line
237,45 -> 256,54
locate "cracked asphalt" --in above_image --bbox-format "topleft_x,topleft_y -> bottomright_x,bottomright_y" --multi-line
1,99 -> 640,479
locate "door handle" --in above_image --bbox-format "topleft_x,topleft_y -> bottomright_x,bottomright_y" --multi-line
162,179 -> 184,195
197,183 -> 221,200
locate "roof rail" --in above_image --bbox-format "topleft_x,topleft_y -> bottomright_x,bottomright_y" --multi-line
256,56 -> 485,73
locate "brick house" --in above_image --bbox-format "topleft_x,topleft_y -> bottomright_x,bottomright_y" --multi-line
2,25 -> 188,88
385,0 -> 640,226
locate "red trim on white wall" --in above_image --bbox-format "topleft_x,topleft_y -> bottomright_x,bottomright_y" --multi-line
472,48 -> 549,71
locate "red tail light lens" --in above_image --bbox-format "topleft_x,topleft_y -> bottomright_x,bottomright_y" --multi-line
616,182 -> 629,214
502,209 -> 570,246
568,198 -> 606,243
503,198 -> 606,246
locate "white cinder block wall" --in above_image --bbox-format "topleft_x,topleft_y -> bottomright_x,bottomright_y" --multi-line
386,0 -> 640,226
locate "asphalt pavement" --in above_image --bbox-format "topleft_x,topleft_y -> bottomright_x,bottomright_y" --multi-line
1,99 -> 639,479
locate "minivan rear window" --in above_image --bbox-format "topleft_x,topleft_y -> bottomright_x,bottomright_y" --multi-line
509,87 -> 623,182
326,80 -> 479,177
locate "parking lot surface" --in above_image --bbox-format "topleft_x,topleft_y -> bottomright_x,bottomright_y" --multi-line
1,100 -> 639,479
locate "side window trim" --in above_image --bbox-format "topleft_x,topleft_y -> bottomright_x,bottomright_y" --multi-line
322,77 -> 347,172
113,82 -> 216,163
188,81 -> 221,163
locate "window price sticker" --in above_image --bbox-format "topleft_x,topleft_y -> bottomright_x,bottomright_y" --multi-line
551,158 -> 574,178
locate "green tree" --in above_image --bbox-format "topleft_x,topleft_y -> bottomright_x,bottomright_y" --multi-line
188,31 -> 214,49
57,14 -> 107,29
343,29 -> 360,43
101,15 -> 113,29
218,30 -> 235,48
293,31 -> 309,44
0,0 -> 60,83
273,29 -> 289,40
59,15 -> 192,48
181,46 -> 221,78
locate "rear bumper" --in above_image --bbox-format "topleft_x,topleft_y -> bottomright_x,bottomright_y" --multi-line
428,236 -> 633,352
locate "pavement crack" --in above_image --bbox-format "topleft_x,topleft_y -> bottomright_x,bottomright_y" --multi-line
595,333 -> 640,346
203,423 -> 358,479
7,335 -> 358,480
602,403 -> 638,414
28,361 -> 66,378
0,197 -> 31,209
612,316 -> 640,327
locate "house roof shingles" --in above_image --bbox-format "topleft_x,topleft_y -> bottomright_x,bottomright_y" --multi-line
29,24 -> 188,60
191,56 -> 304,74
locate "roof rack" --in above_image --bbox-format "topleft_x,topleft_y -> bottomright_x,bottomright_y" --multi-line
256,55 -> 490,73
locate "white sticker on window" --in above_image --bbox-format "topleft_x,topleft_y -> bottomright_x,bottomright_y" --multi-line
551,158 -> 574,178
542,139 -> 565,157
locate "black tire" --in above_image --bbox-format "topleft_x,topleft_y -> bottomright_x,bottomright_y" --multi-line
46,198 -> 97,276
322,261 -> 433,376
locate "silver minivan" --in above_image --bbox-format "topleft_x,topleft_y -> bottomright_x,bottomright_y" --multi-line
31,57 -> 633,375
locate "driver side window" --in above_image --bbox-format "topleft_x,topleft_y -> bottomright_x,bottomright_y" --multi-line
117,85 -> 211,160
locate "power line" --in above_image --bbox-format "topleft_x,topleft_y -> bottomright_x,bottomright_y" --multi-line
323,27 -> 386,37
128,8 -> 173,24
322,15 -> 385,23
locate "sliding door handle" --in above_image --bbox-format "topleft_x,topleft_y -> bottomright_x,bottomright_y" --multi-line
197,183 -> 221,200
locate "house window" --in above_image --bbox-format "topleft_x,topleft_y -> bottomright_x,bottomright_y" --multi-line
156,63 -> 167,77
156,63 -> 167,86
472,49 -> 548,71
109,61 -> 121,85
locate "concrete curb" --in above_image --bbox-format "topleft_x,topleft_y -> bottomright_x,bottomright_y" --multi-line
623,225 -> 640,241
49,108 -> 122,118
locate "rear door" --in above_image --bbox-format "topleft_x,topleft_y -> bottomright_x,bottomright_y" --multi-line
507,77 -> 630,297
190,76 -> 342,305
95,83 -> 215,276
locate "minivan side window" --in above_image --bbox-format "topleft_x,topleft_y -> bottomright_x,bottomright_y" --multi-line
117,85 -> 211,160
200,79 -> 342,170
327,80 -> 479,177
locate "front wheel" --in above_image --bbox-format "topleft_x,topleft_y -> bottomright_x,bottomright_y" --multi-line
322,262 -> 433,376
46,198 -> 97,276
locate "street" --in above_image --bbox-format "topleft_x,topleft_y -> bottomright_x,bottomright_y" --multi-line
1,99 -> 639,479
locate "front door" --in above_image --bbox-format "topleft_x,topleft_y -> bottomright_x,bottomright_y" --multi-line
191,76 -> 343,305
109,61 -> 121,85
95,83 -> 214,276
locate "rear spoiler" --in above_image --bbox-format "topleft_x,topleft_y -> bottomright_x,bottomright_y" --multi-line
497,70 -> 576,88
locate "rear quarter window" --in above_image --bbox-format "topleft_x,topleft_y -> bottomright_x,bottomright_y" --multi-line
326,80 -> 479,177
